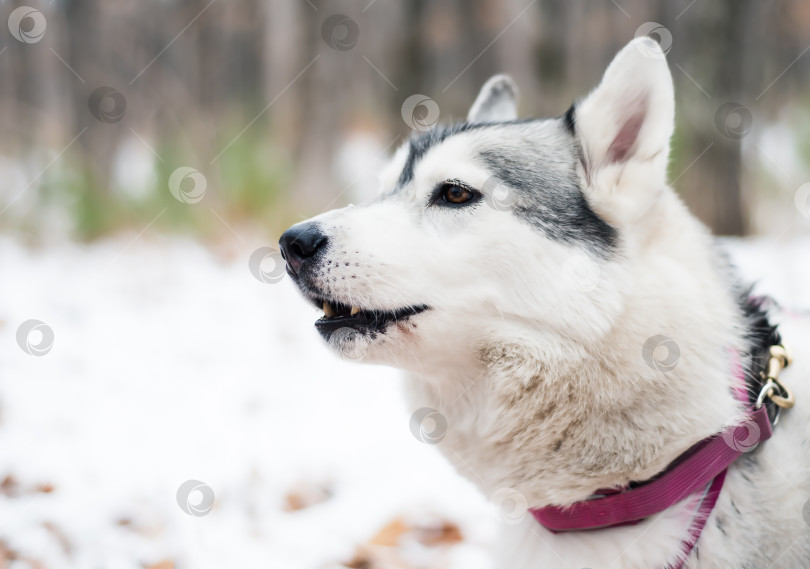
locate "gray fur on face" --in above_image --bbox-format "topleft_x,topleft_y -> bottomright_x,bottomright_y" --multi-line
395,122 -> 497,188
475,120 -> 617,258
393,118 -> 618,257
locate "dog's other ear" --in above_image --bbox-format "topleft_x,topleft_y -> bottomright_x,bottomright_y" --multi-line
467,74 -> 518,123
574,37 -> 674,181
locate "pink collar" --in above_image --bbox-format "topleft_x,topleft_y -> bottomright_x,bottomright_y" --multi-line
529,353 -> 775,568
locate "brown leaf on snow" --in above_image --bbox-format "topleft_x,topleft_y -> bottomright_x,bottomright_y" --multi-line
368,516 -> 463,548
145,561 -> 175,569
341,516 -> 465,569
342,552 -> 372,569
0,540 -> 16,566
343,545 -> 412,569
282,481 -> 332,512
412,520 -> 463,547
368,517 -> 410,547
0,540 -> 47,569
43,522 -> 72,555
0,474 -> 56,498
0,475 -> 19,498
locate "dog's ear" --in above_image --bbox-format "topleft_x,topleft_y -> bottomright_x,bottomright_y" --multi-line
573,37 -> 674,181
467,74 -> 518,123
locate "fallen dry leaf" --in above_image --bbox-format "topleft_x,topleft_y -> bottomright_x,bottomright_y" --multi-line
42,522 -> 72,555
413,520 -> 463,547
368,517 -> 409,547
341,515 -> 465,569
0,475 -> 18,498
0,540 -> 16,567
282,481 -> 332,512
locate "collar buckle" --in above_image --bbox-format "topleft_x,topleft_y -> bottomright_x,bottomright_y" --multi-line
756,344 -> 795,409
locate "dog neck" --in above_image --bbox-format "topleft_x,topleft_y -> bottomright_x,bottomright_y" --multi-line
405,194 -> 748,509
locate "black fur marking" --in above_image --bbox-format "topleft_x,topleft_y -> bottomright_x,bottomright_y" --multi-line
736,288 -> 782,422
395,120 -> 533,189
715,516 -> 727,536
730,499 -> 741,516
397,124 -> 480,188
393,118 -> 617,257
562,102 -> 576,135
479,148 -> 618,258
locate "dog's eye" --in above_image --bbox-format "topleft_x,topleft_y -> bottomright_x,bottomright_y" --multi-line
438,183 -> 477,205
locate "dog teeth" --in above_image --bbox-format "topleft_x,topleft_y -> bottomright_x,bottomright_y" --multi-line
322,302 -> 361,319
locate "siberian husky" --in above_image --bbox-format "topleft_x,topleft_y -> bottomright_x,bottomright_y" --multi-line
279,38 -> 810,568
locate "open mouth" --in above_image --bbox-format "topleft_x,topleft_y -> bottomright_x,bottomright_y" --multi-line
313,298 -> 429,338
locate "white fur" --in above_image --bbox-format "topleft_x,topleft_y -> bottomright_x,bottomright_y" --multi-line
467,74 -> 519,122
287,38 -> 810,567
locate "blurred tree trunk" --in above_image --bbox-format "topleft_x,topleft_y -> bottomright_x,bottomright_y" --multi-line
669,0 -> 756,236
64,0 -> 117,209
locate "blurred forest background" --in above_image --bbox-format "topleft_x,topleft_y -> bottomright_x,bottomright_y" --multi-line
1,0 -> 810,244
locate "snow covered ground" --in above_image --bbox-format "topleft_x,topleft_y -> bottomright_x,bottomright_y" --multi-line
0,235 -> 808,569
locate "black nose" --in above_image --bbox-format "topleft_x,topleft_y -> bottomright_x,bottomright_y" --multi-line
279,222 -> 328,275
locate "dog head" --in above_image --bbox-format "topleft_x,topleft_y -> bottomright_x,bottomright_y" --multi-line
280,38 -> 675,373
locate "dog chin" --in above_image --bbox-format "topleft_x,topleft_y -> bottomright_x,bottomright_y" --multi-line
303,293 -> 429,359
322,325 -> 375,361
